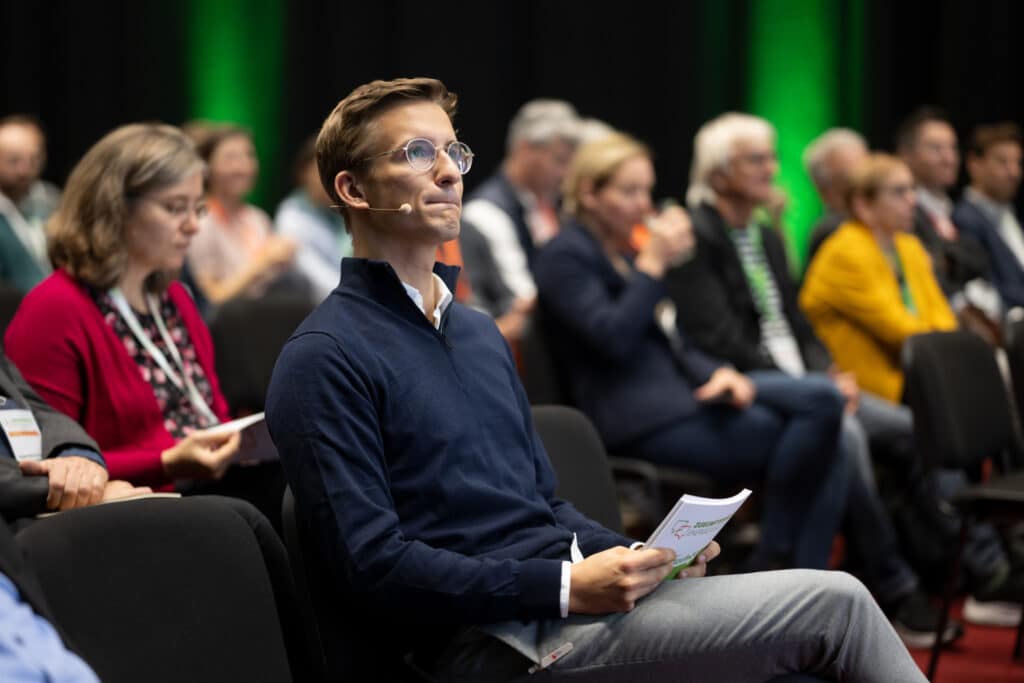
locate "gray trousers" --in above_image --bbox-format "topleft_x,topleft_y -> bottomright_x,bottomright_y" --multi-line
434,570 -> 926,682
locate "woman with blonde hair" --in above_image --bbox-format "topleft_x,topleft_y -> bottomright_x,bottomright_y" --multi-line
535,132 -> 849,570
800,154 -> 958,402
5,123 -> 242,491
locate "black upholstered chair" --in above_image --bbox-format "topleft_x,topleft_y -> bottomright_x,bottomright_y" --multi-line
0,283 -> 23,335
532,404 -> 625,533
902,330 -> 1024,679
208,293 -> 314,416
281,486 -> 430,682
16,495 -> 311,683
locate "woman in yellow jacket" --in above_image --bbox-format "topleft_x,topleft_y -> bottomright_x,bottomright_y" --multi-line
800,154 -> 957,403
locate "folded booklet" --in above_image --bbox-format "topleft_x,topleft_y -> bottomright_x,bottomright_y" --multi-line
645,488 -> 751,579
204,412 -> 265,436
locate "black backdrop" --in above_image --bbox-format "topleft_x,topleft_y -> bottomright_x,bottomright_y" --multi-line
3,0 -> 1023,214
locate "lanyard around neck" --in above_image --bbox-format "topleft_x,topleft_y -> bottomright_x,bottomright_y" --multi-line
108,288 -> 219,426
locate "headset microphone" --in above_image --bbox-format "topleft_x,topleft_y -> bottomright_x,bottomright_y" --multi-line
330,203 -> 413,214
365,203 -> 413,214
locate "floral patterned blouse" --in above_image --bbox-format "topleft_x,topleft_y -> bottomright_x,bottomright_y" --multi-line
94,290 -> 217,439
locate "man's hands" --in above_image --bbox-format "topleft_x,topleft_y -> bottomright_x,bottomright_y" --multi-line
694,367 -> 756,409
568,541 -> 722,615
20,455 -> 108,510
161,429 -> 241,480
569,547 -> 676,614
676,540 -> 721,579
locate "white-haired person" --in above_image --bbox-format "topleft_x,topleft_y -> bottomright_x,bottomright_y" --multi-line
662,113 -> 964,647
803,127 -> 868,259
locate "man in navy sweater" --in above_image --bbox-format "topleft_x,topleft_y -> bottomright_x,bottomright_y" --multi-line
265,77 -> 927,681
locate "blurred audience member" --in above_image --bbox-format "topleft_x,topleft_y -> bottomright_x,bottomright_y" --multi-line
535,132 -> 849,571
460,99 -> 579,313
0,116 -> 57,292
896,108 -> 998,323
801,154 -> 957,402
187,123 -> 300,306
954,122 -> 1024,310
5,124 -> 243,493
276,136 -> 351,303
803,127 -> 868,260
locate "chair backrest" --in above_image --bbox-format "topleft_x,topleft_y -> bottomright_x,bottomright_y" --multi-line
520,307 -> 570,405
0,283 -> 23,335
902,330 -> 1017,471
1004,315 -> 1024,423
531,404 -> 623,533
281,486 -> 418,682
16,496 -> 304,683
282,486 -> 332,682
209,294 -> 314,415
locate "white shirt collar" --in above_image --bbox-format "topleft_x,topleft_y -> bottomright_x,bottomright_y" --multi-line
401,273 -> 453,330
916,186 -> 953,218
965,186 -> 1010,219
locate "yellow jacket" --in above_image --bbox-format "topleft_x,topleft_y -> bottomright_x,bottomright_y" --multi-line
799,221 -> 957,402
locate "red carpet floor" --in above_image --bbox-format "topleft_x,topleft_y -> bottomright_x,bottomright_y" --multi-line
909,601 -> 1024,682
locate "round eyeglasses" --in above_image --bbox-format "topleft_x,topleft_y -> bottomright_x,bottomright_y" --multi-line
359,138 -> 474,175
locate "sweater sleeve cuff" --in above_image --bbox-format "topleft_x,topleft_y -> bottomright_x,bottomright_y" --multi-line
517,557 -> 564,619
54,447 -> 106,469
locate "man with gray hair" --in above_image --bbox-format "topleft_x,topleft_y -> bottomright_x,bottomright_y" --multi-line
802,128 -> 868,259
459,99 -> 579,319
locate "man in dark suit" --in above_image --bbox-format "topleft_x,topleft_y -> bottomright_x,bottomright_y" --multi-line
0,349 -> 146,521
953,122 -> 1024,310
896,107 -> 995,314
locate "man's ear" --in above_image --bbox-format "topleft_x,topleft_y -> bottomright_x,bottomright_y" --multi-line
335,170 -> 369,210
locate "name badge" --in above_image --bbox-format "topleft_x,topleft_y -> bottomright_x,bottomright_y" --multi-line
0,397 -> 43,462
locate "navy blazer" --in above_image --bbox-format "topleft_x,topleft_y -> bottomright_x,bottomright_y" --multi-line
534,222 -> 721,450
952,198 -> 1024,309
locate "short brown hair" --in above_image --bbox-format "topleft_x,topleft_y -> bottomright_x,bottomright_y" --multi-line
49,123 -> 204,292
315,78 -> 458,211
562,132 -> 649,217
845,153 -> 908,213
895,106 -> 952,153
968,122 -> 1023,158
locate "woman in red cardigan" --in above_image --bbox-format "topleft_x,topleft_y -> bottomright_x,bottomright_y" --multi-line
5,123 -> 241,491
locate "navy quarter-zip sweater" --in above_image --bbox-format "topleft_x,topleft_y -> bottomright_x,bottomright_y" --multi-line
266,258 -> 630,630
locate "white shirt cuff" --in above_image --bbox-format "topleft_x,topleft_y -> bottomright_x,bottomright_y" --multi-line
559,560 -> 571,618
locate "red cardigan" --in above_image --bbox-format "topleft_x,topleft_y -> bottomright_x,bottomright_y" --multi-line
4,270 -> 231,489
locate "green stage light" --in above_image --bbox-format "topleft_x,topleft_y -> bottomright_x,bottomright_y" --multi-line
187,0 -> 284,208
747,0 -> 864,270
